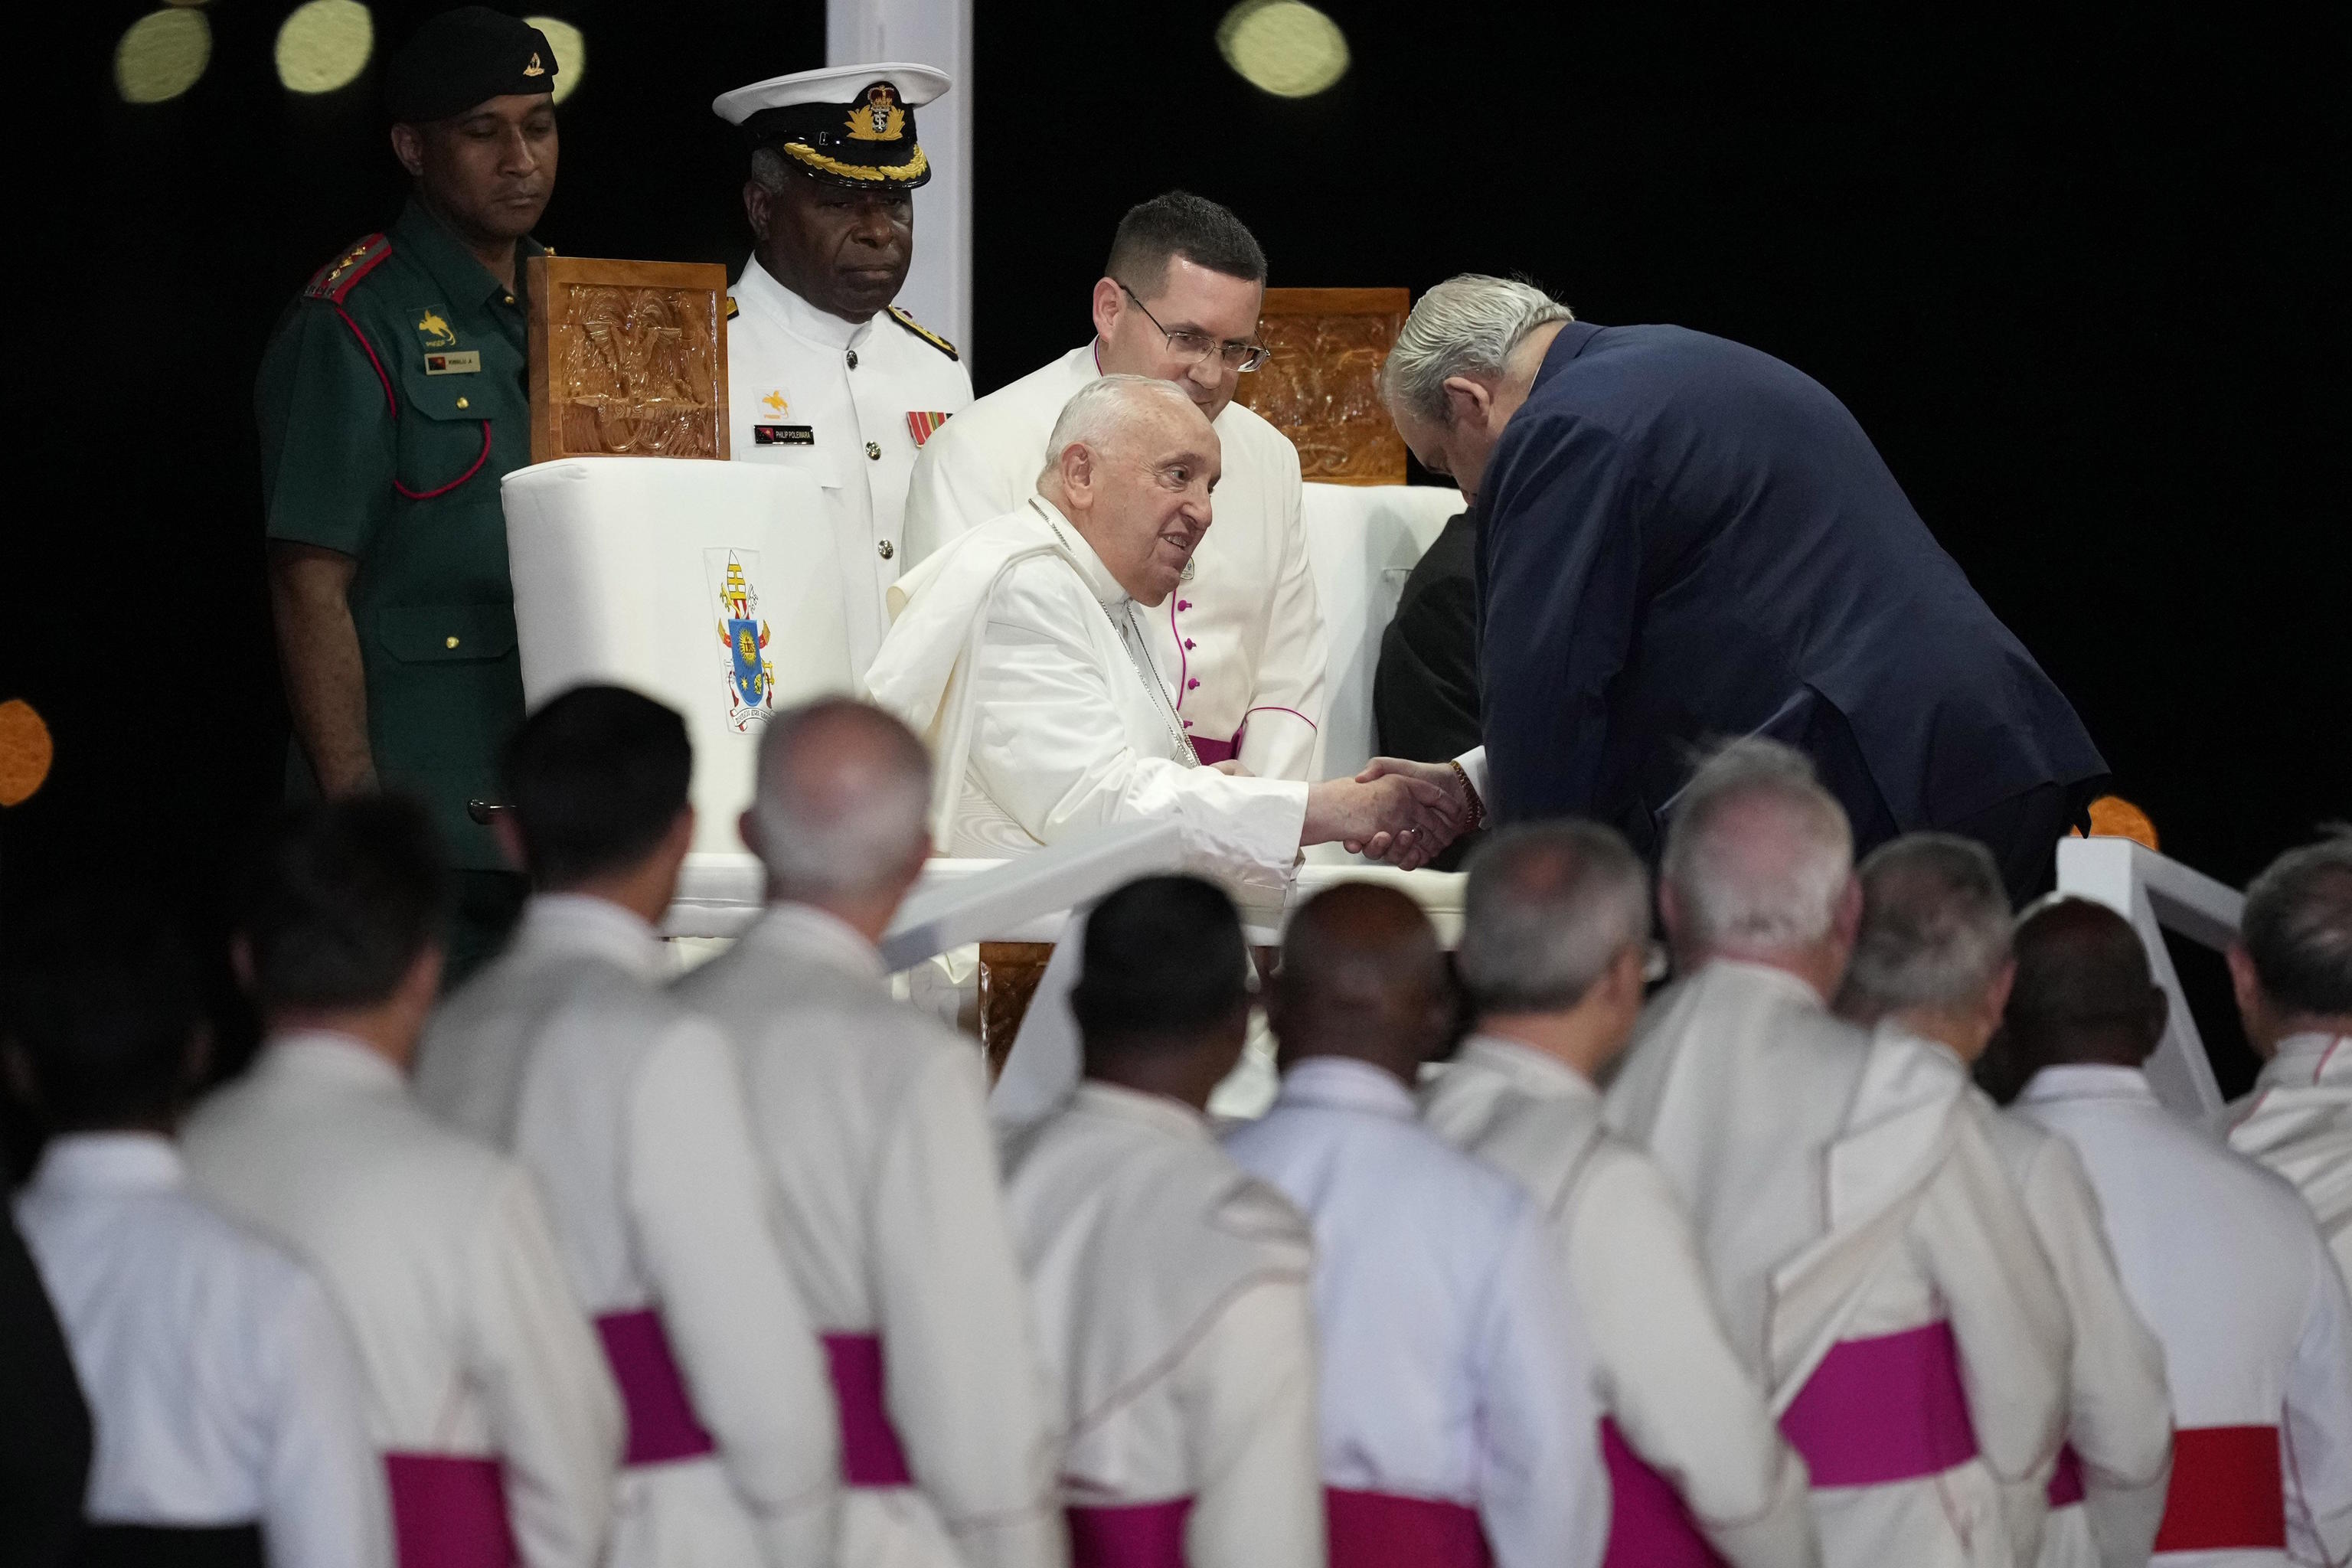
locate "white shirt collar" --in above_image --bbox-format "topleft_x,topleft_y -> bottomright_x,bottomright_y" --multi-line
746,900 -> 886,981
29,1131 -> 185,1195
1030,495 -> 1130,609
2017,1061 -> 2159,1106
261,1029 -> 409,1094
734,254 -> 874,352
2265,1032 -> 2352,1086
512,892 -> 667,981
1278,1055 -> 1419,1120
1701,956 -> 1831,1008
1455,1032 -> 1599,1102
1072,1079 -> 1215,1142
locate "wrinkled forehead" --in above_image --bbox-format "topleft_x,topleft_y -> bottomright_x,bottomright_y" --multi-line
1135,400 -> 1220,475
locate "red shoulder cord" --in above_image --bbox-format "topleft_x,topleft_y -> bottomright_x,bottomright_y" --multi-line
333,305 -> 493,500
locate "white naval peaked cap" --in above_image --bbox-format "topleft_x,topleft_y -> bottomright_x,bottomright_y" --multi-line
711,61 -> 951,126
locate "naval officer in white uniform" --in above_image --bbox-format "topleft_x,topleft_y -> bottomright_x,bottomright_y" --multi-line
714,64 -> 974,679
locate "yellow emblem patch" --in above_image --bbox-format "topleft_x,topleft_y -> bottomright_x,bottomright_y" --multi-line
844,83 -> 906,142
416,309 -> 457,348
522,52 -> 546,77
761,390 -> 789,416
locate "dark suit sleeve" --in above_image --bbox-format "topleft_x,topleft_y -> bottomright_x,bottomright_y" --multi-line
0,1209 -> 90,1566
1478,415 -> 1650,822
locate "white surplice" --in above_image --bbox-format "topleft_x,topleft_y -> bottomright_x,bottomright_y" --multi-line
1003,1081 -> 1323,1568
1423,1034 -> 1819,1568
900,341 -> 1327,779
15,1133 -> 390,1568
1605,962 -> 2071,1568
418,893 -> 841,1568
866,496 -> 1308,893
1224,1056 -> 1612,1568
2225,1033 -> 2352,1292
181,1031 -> 622,1568
2017,1063 -> 2352,1567
673,902 -> 1067,1568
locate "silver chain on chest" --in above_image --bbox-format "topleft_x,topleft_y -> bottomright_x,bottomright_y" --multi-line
1056,522 -> 1199,767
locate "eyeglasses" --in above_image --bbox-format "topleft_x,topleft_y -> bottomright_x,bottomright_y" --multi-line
1118,283 -> 1271,372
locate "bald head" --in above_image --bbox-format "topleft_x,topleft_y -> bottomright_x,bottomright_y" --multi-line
2004,897 -> 2167,1073
743,698 -> 933,906
1269,883 -> 1454,1084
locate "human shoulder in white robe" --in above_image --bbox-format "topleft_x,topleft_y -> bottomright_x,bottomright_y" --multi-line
1423,1033 -> 1818,1568
1003,1080 -> 1321,1567
422,894 -> 841,1568
1604,962 -> 2071,1568
181,1031 -> 622,1568
900,343 -> 1328,779
865,496 -> 1307,893
2225,1032 -> 2352,1290
673,902 -> 1067,1568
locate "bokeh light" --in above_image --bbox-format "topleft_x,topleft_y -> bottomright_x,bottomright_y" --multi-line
1216,0 -> 1349,99
114,8 -> 212,105
276,0 -> 374,96
524,16 -> 586,105
0,699 -> 54,808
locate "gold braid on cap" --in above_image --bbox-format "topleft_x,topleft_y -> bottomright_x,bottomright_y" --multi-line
781,141 -> 929,183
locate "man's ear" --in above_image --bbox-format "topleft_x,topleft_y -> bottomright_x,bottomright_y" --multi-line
1983,958 -> 2017,1027
1656,880 -> 1687,950
492,813 -> 528,877
1440,375 -> 1494,431
743,178 -> 774,243
1831,876 -> 1864,948
738,808 -> 762,859
1059,441 -> 1096,504
1090,276 -> 1125,342
2141,985 -> 2171,1058
389,123 -> 426,179
2226,942 -> 2265,1023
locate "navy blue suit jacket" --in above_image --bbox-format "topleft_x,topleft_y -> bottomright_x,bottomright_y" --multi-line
1476,321 -> 2103,852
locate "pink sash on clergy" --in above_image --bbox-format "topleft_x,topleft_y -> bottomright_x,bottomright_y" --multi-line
1067,1498 -> 1193,1568
1325,1488 -> 1494,1568
1777,1321 -> 1979,1487
2153,1426 -> 2285,1553
823,1333 -> 915,1487
1599,1418 -> 1730,1567
596,1310 -> 717,1466
384,1452 -> 515,1568
1189,735 -> 1239,766
2046,1442 -> 2086,1508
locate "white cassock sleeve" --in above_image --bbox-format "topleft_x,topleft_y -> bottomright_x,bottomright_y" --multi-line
627,1020 -> 840,1566
1233,454 -> 1329,783
1571,1155 -> 1817,1568
1184,1278 -> 1325,1568
263,1267 -> 395,1568
874,1044 -> 1068,1568
1475,1205 -> 1610,1568
466,1165 -> 625,1568
2285,1225 -> 2352,1564
902,420 -> 1017,567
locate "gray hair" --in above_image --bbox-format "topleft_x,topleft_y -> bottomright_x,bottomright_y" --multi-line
749,145 -> 794,192
1459,822 -> 1652,1013
1038,375 -> 1197,487
1661,738 -> 1854,951
2242,828 -> 2352,1018
1844,833 -> 2013,1012
1378,275 -> 1575,425
749,697 -> 933,899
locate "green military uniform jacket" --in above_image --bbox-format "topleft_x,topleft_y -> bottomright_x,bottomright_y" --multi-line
256,198 -> 544,868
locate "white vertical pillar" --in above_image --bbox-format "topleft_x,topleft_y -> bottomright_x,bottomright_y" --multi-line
828,0 -> 973,367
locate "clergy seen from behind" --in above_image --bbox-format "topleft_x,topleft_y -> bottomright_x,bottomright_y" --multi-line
1836,836 -> 2172,1568
1001,876 -> 1323,1568
1423,822 -> 1820,1567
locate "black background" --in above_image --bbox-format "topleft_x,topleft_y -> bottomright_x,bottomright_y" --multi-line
3,2 -> 2344,1089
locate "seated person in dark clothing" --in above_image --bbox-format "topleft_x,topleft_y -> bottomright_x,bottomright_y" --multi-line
1374,509 -> 1484,871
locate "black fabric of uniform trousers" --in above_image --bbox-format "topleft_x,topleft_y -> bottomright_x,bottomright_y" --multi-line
0,1210 -> 91,1568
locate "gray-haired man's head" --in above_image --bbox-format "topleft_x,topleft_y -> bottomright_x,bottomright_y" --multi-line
2231,830 -> 2352,1057
742,698 -> 932,915
1838,833 -> 2015,1060
1039,375 -> 1219,608
1378,273 -> 1573,504
1458,822 -> 1653,1078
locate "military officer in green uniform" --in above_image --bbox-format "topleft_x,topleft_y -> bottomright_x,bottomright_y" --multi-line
258,8 -> 559,977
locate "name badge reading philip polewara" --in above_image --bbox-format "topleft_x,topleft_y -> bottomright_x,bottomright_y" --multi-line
754,425 -> 815,446
424,351 -> 482,375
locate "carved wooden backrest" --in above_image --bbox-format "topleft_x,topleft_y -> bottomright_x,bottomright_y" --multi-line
1233,286 -> 1410,485
526,256 -> 730,463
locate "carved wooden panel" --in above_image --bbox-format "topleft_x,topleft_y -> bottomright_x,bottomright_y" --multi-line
1234,286 -> 1410,485
527,256 -> 730,464
977,940 -> 1056,1083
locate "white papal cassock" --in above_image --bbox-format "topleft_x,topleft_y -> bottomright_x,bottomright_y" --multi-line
416,894 -> 841,1568
2226,1033 -> 2352,1291
1605,963 -> 2072,1568
726,257 -> 975,678
900,343 -> 1327,778
674,902 -> 1067,1568
867,498 -> 1307,893
1224,1056 -> 1612,1568
16,1132 -> 390,1568
182,1031 -> 623,1568
1002,1081 -> 1323,1568
2017,1063 -> 2352,1565
1423,1034 -> 1821,1568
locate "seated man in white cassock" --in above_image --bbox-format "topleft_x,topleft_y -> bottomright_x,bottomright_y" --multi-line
865,376 -> 1455,888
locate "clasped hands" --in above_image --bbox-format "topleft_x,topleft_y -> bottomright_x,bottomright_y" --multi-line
1296,756 -> 1476,873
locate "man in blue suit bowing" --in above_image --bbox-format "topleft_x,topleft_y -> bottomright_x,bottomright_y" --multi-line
1369,274 -> 2105,903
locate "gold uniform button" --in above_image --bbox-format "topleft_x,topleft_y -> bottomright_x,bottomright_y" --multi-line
877,540 -> 895,560
445,635 -> 461,649
504,294 -> 515,305
864,440 -> 882,461
456,397 -> 469,409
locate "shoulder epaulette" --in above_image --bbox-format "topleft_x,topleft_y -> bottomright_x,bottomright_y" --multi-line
726,295 -> 740,321
887,304 -> 959,361
303,234 -> 392,304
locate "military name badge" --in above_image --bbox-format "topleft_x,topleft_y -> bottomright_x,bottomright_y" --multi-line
424,351 -> 483,374
754,425 -> 815,446
906,410 -> 951,446
707,549 -> 776,733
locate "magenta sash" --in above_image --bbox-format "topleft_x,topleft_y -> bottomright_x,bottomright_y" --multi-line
1067,1498 -> 1193,1568
1189,735 -> 1240,766
822,1332 -> 915,1487
596,1309 -> 717,1466
2046,1442 -> 2086,1508
1325,1487 -> 1494,1568
1599,1418 -> 1730,1566
383,1452 -> 514,1568
1778,1321 -> 1979,1487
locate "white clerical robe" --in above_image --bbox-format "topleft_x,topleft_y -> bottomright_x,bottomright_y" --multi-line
727,256 -> 973,677
1605,962 -> 2071,1568
1003,1081 -> 1323,1568
900,341 -> 1327,779
15,1132 -> 390,1568
1423,1034 -> 1819,1568
1225,1056 -> 1611,1568
181,1032 -> 622,1568
866,496 -> 1308,892
2225,1033 -> 2352,1292
2017,1063 -> 2352,1566
418,894 -> 841,1568
673,902 -> 1067,1568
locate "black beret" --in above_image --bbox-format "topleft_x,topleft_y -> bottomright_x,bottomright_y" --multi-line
385,7 -> 557,125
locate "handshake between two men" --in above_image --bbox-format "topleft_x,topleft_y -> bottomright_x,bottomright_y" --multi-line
1214,754 -> 1473,873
